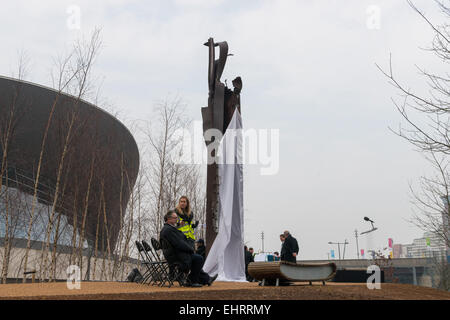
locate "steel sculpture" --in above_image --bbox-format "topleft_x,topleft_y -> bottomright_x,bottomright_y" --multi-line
201,38 -> 242,253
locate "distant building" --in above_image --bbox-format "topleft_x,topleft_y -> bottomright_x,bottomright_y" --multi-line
392,197 -> 448,260
393,244 -> 403,259
398,232 -> 447,259
403,244 -> 413,258
0,76 -> 139,281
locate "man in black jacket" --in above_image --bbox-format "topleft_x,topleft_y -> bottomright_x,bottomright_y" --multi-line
195,239 -> 206,259
244,246 -> 254,281
280,230 -> 299,263
160,210 -> 217,287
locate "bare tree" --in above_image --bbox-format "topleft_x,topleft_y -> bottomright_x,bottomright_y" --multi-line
1,31 -> 209,282
409,151 -> 449,248
22,28 -> 102,282
142,97 -> 188,235
1,51 -> 33,283
124,96 -> 208,261
378,1 -> 450,156
378,0 -> 449,289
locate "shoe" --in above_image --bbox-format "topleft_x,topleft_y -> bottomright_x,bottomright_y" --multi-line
185,278 -> 203,288
208,274 -> 218,286
187,282 -> 203,288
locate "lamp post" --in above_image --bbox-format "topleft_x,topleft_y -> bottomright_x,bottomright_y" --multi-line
360,217 -> 378,260
342,239 -> 349,259
261,231 -> 264,253
328,240 -> 349,260
328,241 -> 343,260
360,216 -> 378,235
355,229 -> 360,259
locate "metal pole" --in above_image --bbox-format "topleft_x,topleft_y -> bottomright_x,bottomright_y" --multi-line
337,242 -> 341,260
261,231 -> 264,253
343,240 -> 348,260
355,230 -> 360,259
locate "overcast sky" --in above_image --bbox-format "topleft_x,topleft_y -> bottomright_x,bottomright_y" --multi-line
0,0 -> 446,260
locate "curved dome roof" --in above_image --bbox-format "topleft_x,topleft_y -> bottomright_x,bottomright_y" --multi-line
0,76 -> 139,250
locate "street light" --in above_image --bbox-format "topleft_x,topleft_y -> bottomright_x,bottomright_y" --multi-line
328,240 -> 348,260
342,239 -> 349,259
261,231 -> 264,253
360,217 -> 378,260
328,241 -> 341,260
360,216 -> 378,235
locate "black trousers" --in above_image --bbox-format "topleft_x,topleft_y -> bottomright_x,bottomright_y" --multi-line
281,256 -> 297,263
188,253 -> 210,284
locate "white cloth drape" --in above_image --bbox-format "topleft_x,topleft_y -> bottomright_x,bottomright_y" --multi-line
203,109 -> 246,282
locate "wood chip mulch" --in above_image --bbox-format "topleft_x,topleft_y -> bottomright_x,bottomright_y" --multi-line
0,281 -> 449,300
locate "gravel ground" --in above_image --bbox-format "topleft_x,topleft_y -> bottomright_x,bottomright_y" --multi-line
0,281 -> 449,300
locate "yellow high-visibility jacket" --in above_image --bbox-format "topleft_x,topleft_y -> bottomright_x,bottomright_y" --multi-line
176,210 -> 195,241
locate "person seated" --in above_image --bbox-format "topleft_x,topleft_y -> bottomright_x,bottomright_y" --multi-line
273,251 -> 280,261
160,210 -> 217,287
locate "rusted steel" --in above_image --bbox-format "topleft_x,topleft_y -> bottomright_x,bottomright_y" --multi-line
202,38 -> 243,254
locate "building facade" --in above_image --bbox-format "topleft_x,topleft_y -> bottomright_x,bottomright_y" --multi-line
0,76 -> 140,281
394,232 -> 447,259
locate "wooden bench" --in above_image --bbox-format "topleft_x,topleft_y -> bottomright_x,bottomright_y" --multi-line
248,261 -> 337,286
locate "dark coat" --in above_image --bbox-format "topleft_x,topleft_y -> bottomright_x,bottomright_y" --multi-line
196,244 -> 206,259
160,223 -> 195,270
245,250 -> 254,266
244,249 -> 254,281
281,234 -> 299,263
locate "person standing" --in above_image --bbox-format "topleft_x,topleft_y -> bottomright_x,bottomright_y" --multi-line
195,239 -> 206,259
244,245 -> 254,281
249,247 -> 255,259
280,231 -> 299,263
175,196 -> 198,250
279,234 -> 286,261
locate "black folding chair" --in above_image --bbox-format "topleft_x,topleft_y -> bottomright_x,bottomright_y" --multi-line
147,237 -> 176,287
135,241 -> 160,284
150,238 -> 164,259
158,237 -> 189,287
141,240 -> 169,286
